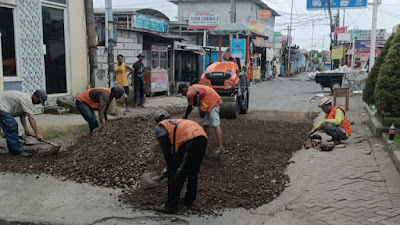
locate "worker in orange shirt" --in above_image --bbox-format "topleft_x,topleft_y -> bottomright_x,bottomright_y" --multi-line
153,109 -> 207,214
178,83 -> 224,154
308,97 -> 352,145
75,85 -> 127,133
114,54 -> 133,112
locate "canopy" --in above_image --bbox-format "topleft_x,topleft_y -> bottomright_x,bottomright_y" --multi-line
208,23 -> 252,36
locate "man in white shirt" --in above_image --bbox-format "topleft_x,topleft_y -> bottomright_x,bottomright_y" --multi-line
0,90 -> 47,157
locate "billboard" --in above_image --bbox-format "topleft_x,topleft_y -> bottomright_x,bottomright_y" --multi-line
355,40 -> 386,50
332,46 -> 344,59
334,27 -> 347,36
188,11 -> 221,29
348,29 -> 387,39
133,13 -> 169,33
307,0 -> 367,10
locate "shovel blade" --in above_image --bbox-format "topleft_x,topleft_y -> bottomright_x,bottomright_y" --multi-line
141,171 -> 161,189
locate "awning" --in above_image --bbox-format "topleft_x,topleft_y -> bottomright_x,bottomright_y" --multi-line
208,23 -> 252,36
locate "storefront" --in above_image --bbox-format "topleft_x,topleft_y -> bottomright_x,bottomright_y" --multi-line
0,0 -> 89,98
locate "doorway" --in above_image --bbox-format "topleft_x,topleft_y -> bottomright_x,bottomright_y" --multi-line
0,6 -> 17,78
42,6 -> 67,94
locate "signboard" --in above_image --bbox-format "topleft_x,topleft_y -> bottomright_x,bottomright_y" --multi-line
250,20 -> 265,36
331,46 -> 344,59
144,71 -> 168,93
356,49 -> 380,62
273,33 -> 282,43
188,11 -> 221,29
334,27 -> 347,36
254,36 -> 264,47
307,0 -> 368,10
257,10 -> 272,19
231,39 -> 246,59
133,13 -> 169,33
355,40 -> 386,50
338,33 -> 351,41
348,29 -> 387,39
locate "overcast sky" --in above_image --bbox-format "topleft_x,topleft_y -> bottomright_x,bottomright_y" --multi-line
93,0 -> 400,51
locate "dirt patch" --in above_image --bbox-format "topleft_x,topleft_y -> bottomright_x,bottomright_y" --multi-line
0,109 -> 316,215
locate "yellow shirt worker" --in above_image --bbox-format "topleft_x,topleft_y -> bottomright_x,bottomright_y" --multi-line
114,54 -> 133,111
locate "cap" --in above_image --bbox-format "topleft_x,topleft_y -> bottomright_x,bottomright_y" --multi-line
177,82 -> 189,94
35,90 -> 48,106
112,85 -> 128,98
137,53 -> 145,58
154,109 -> 170,123
318,97 -> 332,108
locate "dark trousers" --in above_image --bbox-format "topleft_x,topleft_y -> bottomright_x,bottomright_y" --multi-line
166,136 -> 207,207
0,111 -> 22,154
75,100 -> 98,132
134,77 -> 144,99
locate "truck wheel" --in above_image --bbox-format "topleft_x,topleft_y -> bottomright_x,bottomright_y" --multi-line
330,83 -> 341,92
240,89 -> 249,114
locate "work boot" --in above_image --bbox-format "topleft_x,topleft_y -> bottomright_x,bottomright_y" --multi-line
154,203 -> 177,214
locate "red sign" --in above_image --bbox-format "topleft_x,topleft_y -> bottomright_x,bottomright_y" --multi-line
334,27 -> 347,36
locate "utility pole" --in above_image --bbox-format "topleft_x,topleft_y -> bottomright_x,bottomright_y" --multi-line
311,20 -> 315,67
84,0 -> 98,88
327,0 -> 333,70
105,0 -> 114,87
230,0 -> 236,23
369,0 -> 379,72
287,0 -> 294,76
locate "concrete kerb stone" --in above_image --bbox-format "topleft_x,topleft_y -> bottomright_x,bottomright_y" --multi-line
381,133 -> 400,174
364,102 -> 390,137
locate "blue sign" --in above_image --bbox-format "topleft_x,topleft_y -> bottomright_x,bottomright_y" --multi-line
231,39 -> 246,64
133,13 -> 169,33
307,0 -> 368,10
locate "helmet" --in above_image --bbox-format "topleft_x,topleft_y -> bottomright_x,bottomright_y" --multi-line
154,109 -> 170,123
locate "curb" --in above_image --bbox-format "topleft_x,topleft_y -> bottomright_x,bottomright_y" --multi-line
381,133 -> 400,173
364,102 -> 390,137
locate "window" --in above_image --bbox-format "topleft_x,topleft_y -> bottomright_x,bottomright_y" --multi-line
0,7 -> 17,77
45,0 -> 66,4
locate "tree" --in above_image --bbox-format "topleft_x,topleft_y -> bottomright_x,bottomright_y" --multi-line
375,30 -> 400,116
363,33 -> 395,104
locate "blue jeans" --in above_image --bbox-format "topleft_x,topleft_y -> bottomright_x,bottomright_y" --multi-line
0,111 -> 22,154
75,100 -> 98,132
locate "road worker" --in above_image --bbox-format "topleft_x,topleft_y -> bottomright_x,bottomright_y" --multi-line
308,97 -> 352,145
153,109 -> 207,214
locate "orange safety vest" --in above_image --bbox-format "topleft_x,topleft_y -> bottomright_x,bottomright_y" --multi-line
159,119 -> 208,153
325,106 -> 352,136
76,88 -> 111,110
190,84 -> 222,113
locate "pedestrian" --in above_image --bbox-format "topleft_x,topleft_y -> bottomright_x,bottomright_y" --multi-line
132,53 -> 145,108
153,109 -> 207,214
75,85 -> 127,133
0,90 -> 48,157
114,54 -> 133,112
178,83 -> 224,154
308,97 -> 352,145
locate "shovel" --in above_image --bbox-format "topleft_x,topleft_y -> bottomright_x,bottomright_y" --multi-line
27,134 -> 61,154
141,168 -> 167,189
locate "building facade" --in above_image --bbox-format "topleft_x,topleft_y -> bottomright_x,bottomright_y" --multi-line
0,0 -> 89,97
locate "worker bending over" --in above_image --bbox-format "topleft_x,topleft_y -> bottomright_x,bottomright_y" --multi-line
76,85 -> 126,133
153,109 -> 207,214
178,83 -> 224,154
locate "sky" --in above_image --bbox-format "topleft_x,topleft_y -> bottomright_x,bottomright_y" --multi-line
93,0 -> 400,52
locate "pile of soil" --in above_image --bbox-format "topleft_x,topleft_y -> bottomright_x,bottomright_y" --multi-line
0,109 -> 315,215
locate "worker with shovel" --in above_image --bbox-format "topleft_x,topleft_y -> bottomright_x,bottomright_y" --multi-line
76,85 -> 127,133
178,82 -> 224,154
153,109 -> 207,214
0,90 -> 48,157
308,97 -> 352,145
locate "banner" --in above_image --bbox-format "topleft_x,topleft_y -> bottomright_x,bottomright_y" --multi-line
133,13 -> 169,33
332,46 -> 344,59
355,40 -> 386,49
250,20 -> 265,36
334,27 -> 347,36
188,11 -> 221,30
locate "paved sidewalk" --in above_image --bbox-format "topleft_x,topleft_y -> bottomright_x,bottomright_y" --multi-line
255,96 -> 400,225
